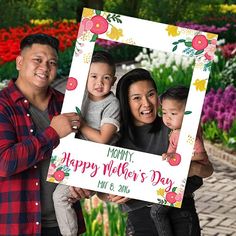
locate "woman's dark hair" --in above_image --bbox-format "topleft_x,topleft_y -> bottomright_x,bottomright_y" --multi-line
160,85 -> 189,103
20,33 -> 59,53
116,68 -> 161,144
91,50 -> 116,75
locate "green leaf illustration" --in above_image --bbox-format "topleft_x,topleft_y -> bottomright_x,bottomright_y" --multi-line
90,34 -> 98,42
178,39 -> 186,43
75,106 -> 81,115
184,41 -> 192,47
195,49 -> 204,55
95,10 -> 101,15
172,187 -> 177,192
184,111 -> 192,115
172,45 -> 178,52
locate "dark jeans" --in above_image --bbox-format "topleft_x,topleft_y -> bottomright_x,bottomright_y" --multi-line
41,226 -> 62,236
168,196 -> 201,236
126,197 -> 201,236
150,204 -> 173,236
126,206 -> 158,236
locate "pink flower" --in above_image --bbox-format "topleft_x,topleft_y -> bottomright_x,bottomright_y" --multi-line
166,192 -> 177,204
192,35 -> 208,51
90,15 -> 108,34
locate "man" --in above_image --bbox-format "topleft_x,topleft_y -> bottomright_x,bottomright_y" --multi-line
0,34 -> 85,235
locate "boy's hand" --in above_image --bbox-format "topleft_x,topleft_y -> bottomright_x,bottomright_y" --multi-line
162,153 -> 174,161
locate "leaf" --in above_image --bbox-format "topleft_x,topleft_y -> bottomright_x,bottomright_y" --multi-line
95,10 -> 101,15
184,41 -> 192,47
184,111 -> 192,115
172,45 -> 178,52
75,106 -> 81,115
90,34 -> 98,42
172,41 -> 178,45
195,49 -> 204,55
178,39 -> 186,43
172,186 -> 177,192
107,14 -> 111,22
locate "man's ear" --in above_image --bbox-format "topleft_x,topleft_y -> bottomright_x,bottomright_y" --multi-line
16,55 -> 23,71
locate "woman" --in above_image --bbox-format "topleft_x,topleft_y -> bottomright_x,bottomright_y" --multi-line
107,68 -> 213,236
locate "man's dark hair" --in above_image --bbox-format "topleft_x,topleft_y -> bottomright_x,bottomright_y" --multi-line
160,85 -> 189,103
91,50 -> 116,75
20,33 -> 59,53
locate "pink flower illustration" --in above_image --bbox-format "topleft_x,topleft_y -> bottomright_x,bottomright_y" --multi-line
166,192 -> 177,204
90,15 -> 108,34
54,170 -> 65,181
175,193 -> 183,202
192,35 -> 208,51
204,44 -> 216,61
81,18 -> 93,31
48,164 -> 56,176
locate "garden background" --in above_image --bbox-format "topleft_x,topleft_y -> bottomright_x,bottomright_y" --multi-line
0,0 -> 235,235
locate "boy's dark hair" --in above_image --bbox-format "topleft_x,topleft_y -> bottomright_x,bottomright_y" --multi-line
160,85 -> 189,103
20,33 -> 59,53
91,50 -> 116,75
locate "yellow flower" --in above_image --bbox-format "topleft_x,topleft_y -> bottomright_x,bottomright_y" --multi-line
166,25 -> 180,37
206,33 -> 217,40
174,201 -> 182,208
83,8 -> 95,18
106,26 -> 123,40
156,188 -> 165,197
220,4 -> 236,13
47,177 -> 55,182
193,79 -> 207,91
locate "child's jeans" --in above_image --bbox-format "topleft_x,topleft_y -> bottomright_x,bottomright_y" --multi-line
150,204 -> 173,236
53,184 -> 78,236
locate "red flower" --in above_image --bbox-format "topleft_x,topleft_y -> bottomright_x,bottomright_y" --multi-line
54,170 -> 65,181
166,192 -> 177,204
192,35 -> 208,51
168,153 -> 181,166
90,15 -> 108,34
66,77 -> 78,91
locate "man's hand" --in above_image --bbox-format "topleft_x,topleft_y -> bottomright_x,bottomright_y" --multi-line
68,187 -> 95,202
50,112 -> 81,138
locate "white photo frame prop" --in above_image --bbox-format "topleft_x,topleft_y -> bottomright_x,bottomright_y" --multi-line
47,8 -> 218,208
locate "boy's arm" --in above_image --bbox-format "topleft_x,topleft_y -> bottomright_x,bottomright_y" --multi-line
80,122 -> 117,144
188,160 -> 214,178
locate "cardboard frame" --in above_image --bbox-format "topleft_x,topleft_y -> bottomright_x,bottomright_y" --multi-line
47,8 -> 218,208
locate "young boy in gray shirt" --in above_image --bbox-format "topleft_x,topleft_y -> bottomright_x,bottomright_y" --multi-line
53,50 -> 120,236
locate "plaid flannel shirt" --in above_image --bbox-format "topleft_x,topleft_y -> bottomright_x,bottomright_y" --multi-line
0,79 -> 85,235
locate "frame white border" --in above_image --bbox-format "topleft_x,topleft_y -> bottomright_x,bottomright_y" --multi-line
47,8 -> 217,208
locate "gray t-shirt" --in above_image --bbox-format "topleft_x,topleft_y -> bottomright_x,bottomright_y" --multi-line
29,105 -> 58,227
80,92 -> 120,144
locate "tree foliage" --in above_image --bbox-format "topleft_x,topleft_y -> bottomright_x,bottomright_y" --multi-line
0,0 -> 234,28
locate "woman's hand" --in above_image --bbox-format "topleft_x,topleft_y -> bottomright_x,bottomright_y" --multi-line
108,194 -> 130,204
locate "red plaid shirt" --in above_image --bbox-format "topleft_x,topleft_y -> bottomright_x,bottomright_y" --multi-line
0,79 -> 85,235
